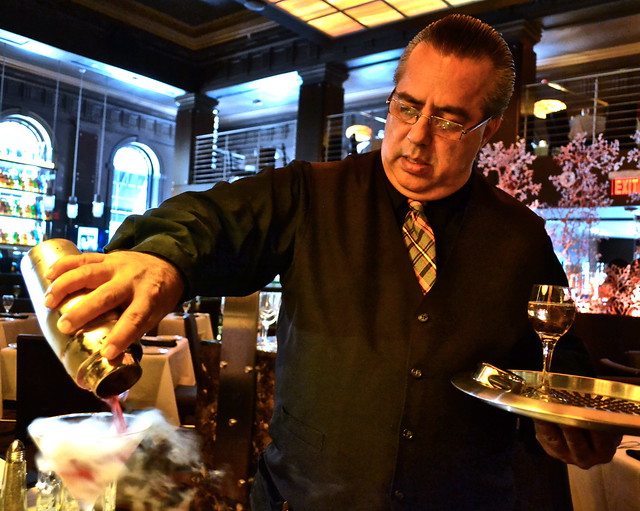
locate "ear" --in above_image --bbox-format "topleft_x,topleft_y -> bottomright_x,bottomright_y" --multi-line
481,117 -> 502,146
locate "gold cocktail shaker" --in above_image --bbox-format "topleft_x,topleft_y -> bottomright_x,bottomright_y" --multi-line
20,238 -> 142,398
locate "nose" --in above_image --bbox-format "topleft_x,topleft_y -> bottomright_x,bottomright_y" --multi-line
406,116 -> 433,145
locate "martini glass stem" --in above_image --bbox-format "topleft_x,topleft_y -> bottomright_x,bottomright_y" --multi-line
539,335 -> 560,394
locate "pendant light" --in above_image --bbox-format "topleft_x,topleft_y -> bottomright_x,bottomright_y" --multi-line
92,83 -> 107,218
68,68 -> 85,220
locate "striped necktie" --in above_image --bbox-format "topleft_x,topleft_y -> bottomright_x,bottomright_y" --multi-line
403,200 -> 436,294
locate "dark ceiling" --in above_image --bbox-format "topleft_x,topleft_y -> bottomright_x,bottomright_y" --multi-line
1,0 -> 639,121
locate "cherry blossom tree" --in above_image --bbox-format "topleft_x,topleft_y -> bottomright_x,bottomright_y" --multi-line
477,138 -> 540,207
543,132 -> 623,273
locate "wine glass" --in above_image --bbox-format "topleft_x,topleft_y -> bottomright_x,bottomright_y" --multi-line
182,300 -> 192,317
2,294 -> 14,314
527,284 -> 576,401
28,412 -> 150,511
258,292 -> 280,344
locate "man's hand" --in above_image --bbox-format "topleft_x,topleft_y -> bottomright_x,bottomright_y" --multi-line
534,419 -> 622,469
43,251 -> 185,359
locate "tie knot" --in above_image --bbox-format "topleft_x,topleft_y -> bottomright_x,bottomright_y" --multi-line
408,199 -> 425,214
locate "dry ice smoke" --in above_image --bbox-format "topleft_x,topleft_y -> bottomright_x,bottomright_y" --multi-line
31,409 -> 239,510
117,410 -> 233,510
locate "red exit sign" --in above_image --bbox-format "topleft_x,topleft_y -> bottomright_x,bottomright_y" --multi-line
610,170 -> 640,196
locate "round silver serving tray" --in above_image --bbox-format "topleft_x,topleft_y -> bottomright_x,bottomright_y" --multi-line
452,363 -> 640,434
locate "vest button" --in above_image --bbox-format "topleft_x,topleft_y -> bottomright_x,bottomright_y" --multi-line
417,313 -> 429,322
393,490 -> 405,500
410,368 -> 423,379
402,428 -> 414,440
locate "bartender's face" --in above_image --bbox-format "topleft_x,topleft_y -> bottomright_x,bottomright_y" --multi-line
381,42 -> 502,202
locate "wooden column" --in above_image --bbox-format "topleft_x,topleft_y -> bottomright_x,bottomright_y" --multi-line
295,62 -> 349,162
172,93 -> 218,193
493,20 -> 541,145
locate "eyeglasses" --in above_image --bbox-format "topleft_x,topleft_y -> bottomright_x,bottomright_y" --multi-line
386,95 -> 492,141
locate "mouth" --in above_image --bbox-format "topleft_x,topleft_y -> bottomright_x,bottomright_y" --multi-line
401,155 -> 431,174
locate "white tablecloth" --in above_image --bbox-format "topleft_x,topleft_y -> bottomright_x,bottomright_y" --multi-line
125,338 -> 196,425
0,337 -> 196,425
0,314 -> 41,348
158,312 -> 214,341
568,435 -> 640,511
0,314 -> 41,418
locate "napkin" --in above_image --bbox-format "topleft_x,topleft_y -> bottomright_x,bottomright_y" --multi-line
140,335 -> 179,348
0,313 -> 29,319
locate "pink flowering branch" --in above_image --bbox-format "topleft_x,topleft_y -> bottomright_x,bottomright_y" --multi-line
596,261 -> 640,316
477,138 -> 540,207
545,132 -> 623,264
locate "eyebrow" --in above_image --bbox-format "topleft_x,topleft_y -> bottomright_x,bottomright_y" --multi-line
395,90 -> 471,122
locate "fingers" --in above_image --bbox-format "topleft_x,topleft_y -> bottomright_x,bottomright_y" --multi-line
57,281 -> 134,335
45,265 -> 118,314
41,250 -> 185,360
534,419 -> 622,469
45,252 -> 107,280
100,304 -> 161,359
535,420 -> 570,460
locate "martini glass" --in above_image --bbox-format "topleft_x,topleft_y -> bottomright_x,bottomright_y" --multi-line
28,412 -> 150,511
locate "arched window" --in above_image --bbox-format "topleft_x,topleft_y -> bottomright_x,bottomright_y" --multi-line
0,114 -> 54,248
109,142 -> 160,237
0,114 -> 53,165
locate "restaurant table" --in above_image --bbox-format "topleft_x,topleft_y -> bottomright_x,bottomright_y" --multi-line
1,336 -> 196,425
125,337 -> 196,425
0,314 -> 41,418
158,312 -> 214,341
0,314 -> 41,348
568,435 -> 640,511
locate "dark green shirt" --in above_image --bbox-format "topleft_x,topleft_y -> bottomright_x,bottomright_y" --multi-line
108,151 -> 571,510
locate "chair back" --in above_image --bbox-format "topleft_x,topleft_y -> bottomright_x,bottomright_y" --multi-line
15,334 -> 107,443
183,313 -> 204,382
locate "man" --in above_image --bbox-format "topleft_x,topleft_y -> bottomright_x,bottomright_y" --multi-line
44,14 -> 619,510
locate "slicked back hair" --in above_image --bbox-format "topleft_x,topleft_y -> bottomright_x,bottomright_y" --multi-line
394,14 -> 515,119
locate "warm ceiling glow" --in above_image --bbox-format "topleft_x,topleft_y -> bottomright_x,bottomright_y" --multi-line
269,0 -> 483,37
345,2 -> 404,28
386,0 -> 448,17
275,0 -> 336,21
533,99 -> 567,119
308,12 -> 364,37
329,0 -> 368,8
446,0 -> 481,5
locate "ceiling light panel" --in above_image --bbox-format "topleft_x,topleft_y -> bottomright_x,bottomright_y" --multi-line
446,0 -> 483,5
345,1 -> 404,28
268,0 -> 484,37
307,11 -> 365,37
273,0 -> 336,21
386,0 -> 448,17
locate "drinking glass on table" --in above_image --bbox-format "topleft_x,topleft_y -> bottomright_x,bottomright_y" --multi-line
258,292 -> 281,344
2,294 -> 14,314
527,284 -> 576,401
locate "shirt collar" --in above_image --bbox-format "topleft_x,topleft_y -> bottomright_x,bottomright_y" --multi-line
382,162 -> 474,223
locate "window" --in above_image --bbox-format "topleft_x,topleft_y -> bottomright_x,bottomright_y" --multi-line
109,142 -> 160,237
0,114 -> 53,165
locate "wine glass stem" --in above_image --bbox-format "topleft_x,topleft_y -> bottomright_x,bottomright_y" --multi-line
540,335 -> 559,392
